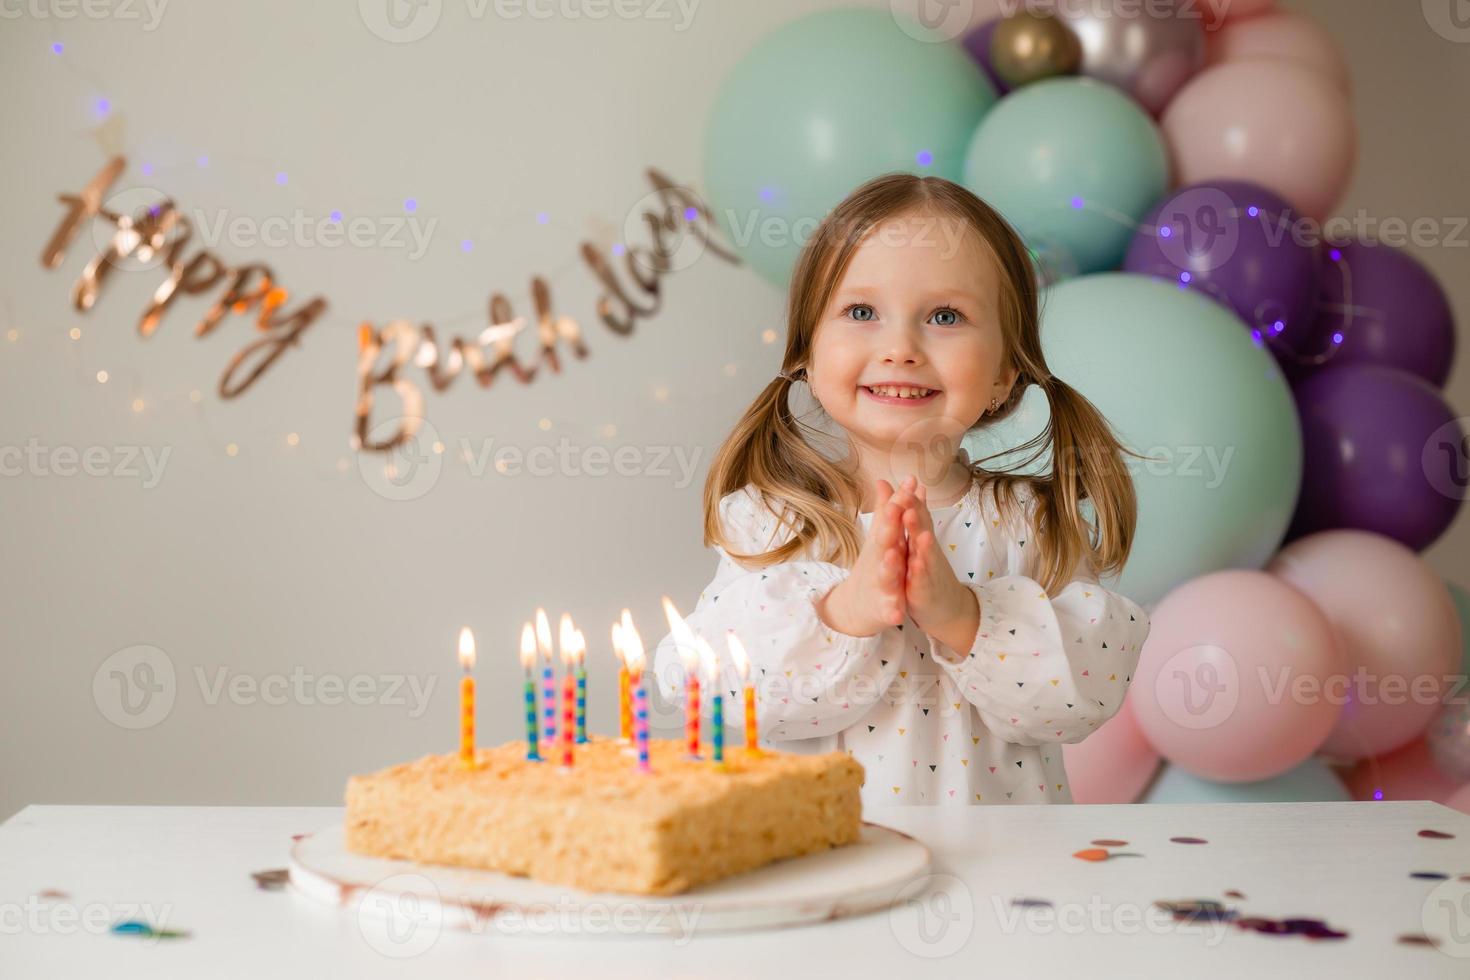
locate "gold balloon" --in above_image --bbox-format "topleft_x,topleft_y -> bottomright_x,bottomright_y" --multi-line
990,12 -> 1081,89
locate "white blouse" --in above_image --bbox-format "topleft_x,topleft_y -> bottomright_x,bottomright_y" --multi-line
651,476 -> 1152,806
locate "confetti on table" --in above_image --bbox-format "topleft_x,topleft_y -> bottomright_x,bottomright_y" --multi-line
110,920 -> 191,940
1155,900 -> 1237,924
290,833 -> 310,842
252,868 -> 289,890
1090,839 -> 1129,847
1072,847 -> 1144,861
1234,915 -> 1347,940
36,889 -> 69,900
1011,898 -> 1054,908
1223,889 -> 1246,899
1409,871 -> 1450,880
1169,836 -> 1209,845
1397,933 -> 1439,947
1417,829 -> 1455,839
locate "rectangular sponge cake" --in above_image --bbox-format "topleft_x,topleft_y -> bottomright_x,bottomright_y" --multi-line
344,734 -> 865,895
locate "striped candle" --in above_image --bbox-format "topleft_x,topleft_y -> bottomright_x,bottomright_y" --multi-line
519,622 -> 540,761
662,596 -> 701,760
727,631 -> 762,758
535,608 -> 556,750
457,627 -> 477,768
558,614 -> 578,767
613,618 -> 632,746
619,618 -> 651,773
696,635 -> 724,767
633,667 -> 650,772
574,639 -> 588,745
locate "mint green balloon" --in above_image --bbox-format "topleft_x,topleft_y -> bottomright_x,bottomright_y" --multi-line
1143,759 -> 1350,804
965,274 -> 1302,605
703,9 -> 997,288
963,78 -> 1168,275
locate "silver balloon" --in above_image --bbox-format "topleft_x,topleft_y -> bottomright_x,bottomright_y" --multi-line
1046,0 -> 1205,115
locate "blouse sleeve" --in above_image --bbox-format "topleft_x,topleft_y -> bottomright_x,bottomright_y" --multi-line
650,486 -> 900,742
927,485 -> 1151,746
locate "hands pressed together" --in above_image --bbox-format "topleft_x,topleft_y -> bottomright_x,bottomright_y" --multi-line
815,475 -> 981,657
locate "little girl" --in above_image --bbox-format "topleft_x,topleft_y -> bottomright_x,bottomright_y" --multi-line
652,173 -> 1151,805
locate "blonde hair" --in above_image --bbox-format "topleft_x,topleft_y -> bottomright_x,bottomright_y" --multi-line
703,173 -> 1145,595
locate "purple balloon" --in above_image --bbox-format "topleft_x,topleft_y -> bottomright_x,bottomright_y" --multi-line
1284,240 -> 1456,388
961,19 -> 1011,96
1288,364 -> 1464,551
1125,180 -> 1322,363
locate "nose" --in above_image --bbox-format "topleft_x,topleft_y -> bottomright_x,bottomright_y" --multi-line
879,321 -> 925,368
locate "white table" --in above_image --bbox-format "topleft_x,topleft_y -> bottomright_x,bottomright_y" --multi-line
3,801 -> 1469,978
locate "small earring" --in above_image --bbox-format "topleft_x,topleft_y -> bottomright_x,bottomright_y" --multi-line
986,396 -> 1001,414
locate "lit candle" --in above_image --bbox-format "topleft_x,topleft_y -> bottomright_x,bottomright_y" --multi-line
520,622 -> 541,761
727,630 -> 762,758
620,619 -> 652,773
612,619 -> 632,745
574,626 -> 588,745
535,608 -> 556,751
559,614 -> 578,767
458,626 -> 477,769
662,596 -> 700,760
698,636 -> 724,768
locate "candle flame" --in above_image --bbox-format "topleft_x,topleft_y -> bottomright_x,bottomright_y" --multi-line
534,607 -> 553,663
611,622 -> 626,666
695,634 -> 719,685
559,612 -> 577,665
519,622 -> 536,670
726,630 -> 750,682
622,619 -> 646,674
661,595 -> 699,671
458,626 -> 476,671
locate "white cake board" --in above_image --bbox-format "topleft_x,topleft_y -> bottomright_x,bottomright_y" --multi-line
289,821 -> 931,939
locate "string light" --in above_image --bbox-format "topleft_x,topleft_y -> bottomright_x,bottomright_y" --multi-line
225,443 -> 239,457
286,432 -> 300,447
95,370 -> 108,383
538,418 -> 552,431
5,329 -> 18,343
68,327 -> 81,340
131,398 -> 145,413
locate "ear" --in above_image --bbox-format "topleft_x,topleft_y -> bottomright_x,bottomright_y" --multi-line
992,362 -> 1021,404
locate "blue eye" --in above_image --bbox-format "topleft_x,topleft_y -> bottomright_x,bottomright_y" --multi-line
839,303 -> 967,325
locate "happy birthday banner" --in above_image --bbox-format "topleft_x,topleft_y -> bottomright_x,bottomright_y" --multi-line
40,157 -> 739,453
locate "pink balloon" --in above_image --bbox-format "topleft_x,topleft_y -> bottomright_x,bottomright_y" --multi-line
1344,737 -> 1464,805
1132,570 -> 1341,782
1205,11 -> 1351,93
1062,694 -> 1161,803
1270,531 -> 1463,761
1162,59 -> 1356,221
1447,783 -> 1470,816
1203,0 -> 1275,30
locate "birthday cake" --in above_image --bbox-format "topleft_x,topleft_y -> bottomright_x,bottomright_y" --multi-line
343,734 -> 865,896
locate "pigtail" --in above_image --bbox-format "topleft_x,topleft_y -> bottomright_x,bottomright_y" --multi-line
982,375 -> 1146,595
702,368 -> 864,570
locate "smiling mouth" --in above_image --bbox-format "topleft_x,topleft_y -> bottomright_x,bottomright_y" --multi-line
860,384 -> 939,403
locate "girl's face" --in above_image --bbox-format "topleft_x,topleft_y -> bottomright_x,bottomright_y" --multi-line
807,210 -> 1018,461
